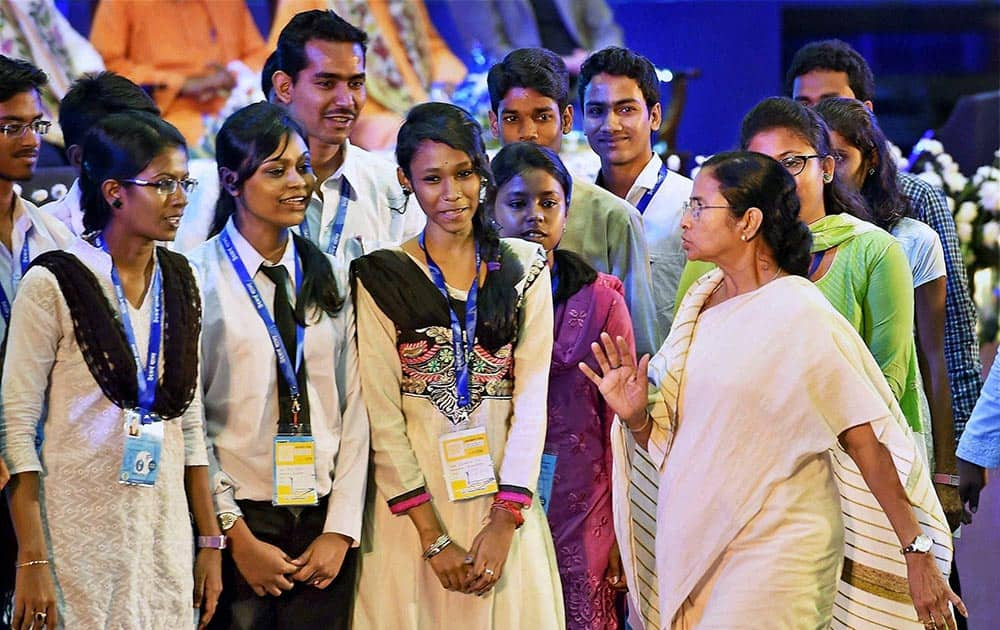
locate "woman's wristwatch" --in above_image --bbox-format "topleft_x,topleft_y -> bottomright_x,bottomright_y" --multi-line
900,534 -> 932,555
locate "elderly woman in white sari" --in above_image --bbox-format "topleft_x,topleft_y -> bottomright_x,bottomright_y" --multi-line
581,151 -> 965,630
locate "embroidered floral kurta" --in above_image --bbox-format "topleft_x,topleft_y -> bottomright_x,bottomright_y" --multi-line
351,238 -> 565,629
547,270 -> 632,629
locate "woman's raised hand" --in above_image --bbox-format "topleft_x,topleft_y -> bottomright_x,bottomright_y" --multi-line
579,332 -> 651,428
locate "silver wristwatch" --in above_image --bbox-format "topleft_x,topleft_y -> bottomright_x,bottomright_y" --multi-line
900,534 -> 932,555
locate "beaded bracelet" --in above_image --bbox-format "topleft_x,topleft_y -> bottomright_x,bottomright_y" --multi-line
422,534 -> 452,560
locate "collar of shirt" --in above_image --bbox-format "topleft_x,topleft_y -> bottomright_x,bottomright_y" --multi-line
222,217 -> 297,292
625,153 -> 665,207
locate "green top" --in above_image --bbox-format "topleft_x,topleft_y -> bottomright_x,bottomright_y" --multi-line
673,214 -> 922,431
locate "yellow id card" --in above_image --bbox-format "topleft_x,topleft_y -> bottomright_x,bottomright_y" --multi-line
438,426 -> 499,502
273,435 -> 319,506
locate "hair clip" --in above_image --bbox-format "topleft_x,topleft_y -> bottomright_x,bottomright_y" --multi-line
486,261 -> 501,272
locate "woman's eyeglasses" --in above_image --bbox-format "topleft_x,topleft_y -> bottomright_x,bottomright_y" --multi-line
681,199 -> 734,220
778,154 -> 822,176
119,177 -> 199,195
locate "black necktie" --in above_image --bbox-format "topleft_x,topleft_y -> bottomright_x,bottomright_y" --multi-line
259,264 -> 310,433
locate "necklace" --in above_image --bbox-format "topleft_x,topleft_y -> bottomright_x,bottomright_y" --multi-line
713,266 -> 785,301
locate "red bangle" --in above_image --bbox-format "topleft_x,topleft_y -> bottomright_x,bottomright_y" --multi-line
933,473 -> 960,487
491,498 -> 525,528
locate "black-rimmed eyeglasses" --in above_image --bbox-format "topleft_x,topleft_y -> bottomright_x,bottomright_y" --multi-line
778,154 -> 822,176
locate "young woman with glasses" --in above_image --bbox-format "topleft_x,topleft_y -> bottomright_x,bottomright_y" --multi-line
815,96 -> 964,533
1,110 -> 221,628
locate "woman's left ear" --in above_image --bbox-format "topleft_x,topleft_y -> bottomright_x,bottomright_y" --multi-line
821,155 -> 836,182
219,167 -> 240,196
743,207 -> 764,241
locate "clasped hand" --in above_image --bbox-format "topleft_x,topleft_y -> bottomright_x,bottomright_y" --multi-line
426,509 -> 517,596
232,532 -> 350,597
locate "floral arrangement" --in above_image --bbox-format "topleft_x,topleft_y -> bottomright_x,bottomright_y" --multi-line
906,137 -> 1000,272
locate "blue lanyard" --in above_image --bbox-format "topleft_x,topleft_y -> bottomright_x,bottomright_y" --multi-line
809,251 -> 825,277
0,238 -> 31,325
96,235 -> 163,417
299,178 -> 350,256
220,230 -> 305,425
635,163 -> 669,215
419,232 -> 479,409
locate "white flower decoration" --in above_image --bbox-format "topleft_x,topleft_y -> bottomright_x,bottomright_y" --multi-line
957,221 -> 973,242
914,138 -> 944,155
956,201 -> 978,224
982,220 -> 1000,245
943,170 -> 968,194
946,196 -> 956,212
980,181 -> 1000,211
50,183 -> 68,200
30,189 -> 48,203
666,154 -> 681,172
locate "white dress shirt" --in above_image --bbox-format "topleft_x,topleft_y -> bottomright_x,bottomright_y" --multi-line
300,140 -> 425,262
187,219 -> 369,541
1,195 -> 75,339
43,178 -> 85,237
624,154 -> 692,336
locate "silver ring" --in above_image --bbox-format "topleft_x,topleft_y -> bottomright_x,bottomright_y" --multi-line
34,612 -> 47,621
484,568 -> 495,577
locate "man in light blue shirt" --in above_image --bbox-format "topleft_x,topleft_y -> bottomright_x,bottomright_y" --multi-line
957,354 -> 1000,516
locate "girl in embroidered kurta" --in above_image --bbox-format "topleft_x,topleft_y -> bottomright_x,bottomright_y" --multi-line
351,103 -> 565,629
188,103 -> 369,629
815,96 -> 964,532
0,111 -> 222,629
490,142 -> 630,630
584,152 -> 964,629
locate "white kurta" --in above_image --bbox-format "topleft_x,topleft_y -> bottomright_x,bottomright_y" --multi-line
0,239 -> 207,629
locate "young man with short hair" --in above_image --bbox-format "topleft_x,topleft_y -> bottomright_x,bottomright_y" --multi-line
272,9 -> 424,261
580,47 -> 693,339
48,71 -> 160,236
787,38 -> 982,476
487,47 -> 660,356
788,38 -> 981,630
0,55 -> 74,343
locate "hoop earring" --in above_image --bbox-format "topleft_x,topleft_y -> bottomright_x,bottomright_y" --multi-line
822,173 -> 833,184
868,167 -> 876,176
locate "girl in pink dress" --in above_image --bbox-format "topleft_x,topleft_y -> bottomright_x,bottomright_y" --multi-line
491,142 -> 632,629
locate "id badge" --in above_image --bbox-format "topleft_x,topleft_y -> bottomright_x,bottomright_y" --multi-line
273,435 -> 319,506
119,410 -> 163,487
537,453 -> 557,514
439,426 -> 498,502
